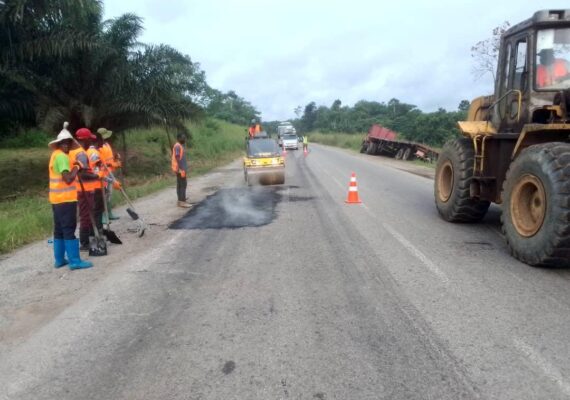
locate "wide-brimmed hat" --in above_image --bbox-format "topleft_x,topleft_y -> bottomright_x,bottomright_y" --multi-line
97,127 -> 113,139
76,128 -> 96,140
48,130 -> 74,149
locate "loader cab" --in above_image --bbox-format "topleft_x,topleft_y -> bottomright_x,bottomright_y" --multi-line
493,10 -> 570,132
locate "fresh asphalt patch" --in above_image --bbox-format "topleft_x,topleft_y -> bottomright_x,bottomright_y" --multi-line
170,186 -> 315,230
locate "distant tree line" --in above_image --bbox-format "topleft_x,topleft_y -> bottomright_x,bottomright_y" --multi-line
266,98 -> 471,147
0,0 -> 259,139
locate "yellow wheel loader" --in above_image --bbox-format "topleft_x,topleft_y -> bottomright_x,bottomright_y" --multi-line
435,10 -> 570,266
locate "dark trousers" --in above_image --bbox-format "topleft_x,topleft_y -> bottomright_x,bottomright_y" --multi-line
52,202 -> 77,240
176,173 -> 187,201
78,190 -> 94,233
78,189 -> 103,245
93,189 -> 103,232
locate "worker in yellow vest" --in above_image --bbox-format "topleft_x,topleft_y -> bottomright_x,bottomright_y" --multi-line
48,129 -> 93,270
172,132 -> 192,208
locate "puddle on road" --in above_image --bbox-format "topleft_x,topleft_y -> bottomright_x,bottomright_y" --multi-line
171,187 -> 279,230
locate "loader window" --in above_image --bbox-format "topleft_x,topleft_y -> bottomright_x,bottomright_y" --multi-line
502,44 -> 511,93
513,40 -> 527,91
535,28 -> 570,90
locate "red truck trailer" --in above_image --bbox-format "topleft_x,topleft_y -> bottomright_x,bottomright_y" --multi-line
360,124 -> 439,162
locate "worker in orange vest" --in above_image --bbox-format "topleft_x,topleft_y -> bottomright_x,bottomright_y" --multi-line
48,128 -> 93,270
97,128 -> 121,221
248,119 -> 262,138
172,132 -> 192,208
75,128 -> 105,251
537,48 -> 570,88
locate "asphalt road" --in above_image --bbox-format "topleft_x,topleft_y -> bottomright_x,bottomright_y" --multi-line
3,144 -> 570,399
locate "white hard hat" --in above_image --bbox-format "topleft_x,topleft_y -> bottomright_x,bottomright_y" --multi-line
49,122 -> 74,148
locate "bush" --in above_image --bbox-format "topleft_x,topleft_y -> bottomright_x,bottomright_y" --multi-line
0,129 -> 51,148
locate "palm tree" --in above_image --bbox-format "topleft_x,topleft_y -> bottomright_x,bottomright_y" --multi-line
0,0 -> 206,138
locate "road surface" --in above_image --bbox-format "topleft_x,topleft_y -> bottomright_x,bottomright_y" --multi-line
2,144 -> 570,399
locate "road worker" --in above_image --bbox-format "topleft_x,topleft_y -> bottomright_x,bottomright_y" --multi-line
303,135 -> 308,151
248,119 -> 262,138
48,128 -> 92,270
97,128 -> 121,221
75,128 -> 105,251
537,48 -> 570,88
172,132 -> 192,208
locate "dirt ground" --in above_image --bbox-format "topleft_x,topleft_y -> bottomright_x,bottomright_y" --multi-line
0,151 -> 433,350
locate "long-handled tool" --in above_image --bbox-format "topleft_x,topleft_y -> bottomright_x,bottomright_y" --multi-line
77,176 -> 107,256
101,179 -> 122,244
118,186 -> 146,237
100,163 -> 146,237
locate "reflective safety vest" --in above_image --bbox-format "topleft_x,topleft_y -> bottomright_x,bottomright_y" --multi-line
69,147 -> 89,191
171,142 -> 185,173
49,149 -> 77,204
537,60 -> 568,88
83,146 -> 102,191
248,124 -> 262,137
100,142 -> 115,175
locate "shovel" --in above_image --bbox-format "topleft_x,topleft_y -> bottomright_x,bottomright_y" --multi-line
100,163 -> 147,237
101,180 -> 122,244
77,176 -> 107,257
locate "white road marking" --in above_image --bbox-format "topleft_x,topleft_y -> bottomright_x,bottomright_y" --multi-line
513,337 -> 570,397
382,221 -> 449,284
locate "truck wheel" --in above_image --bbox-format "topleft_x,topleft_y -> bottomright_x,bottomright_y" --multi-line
360,142 -> 367,153
366,142 -> 375,155
434,138 -> 490,222
395,148 -> 404,159
402,147 -> 413,161
501,143 -> 570,267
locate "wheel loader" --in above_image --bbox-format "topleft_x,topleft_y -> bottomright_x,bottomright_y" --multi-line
434,10 -> 570,267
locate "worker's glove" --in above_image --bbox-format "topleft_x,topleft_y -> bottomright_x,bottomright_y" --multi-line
113,180 -> 122,190
180,170 -> 186,178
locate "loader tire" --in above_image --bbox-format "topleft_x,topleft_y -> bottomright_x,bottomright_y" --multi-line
501,143 -> 570,267
395,148 -> 404,159
434,138 -> 490,222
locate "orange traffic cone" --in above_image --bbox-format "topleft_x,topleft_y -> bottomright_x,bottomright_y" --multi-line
303,147 -> 308,156
345,172 -> 362,204
282,147 -> 287,156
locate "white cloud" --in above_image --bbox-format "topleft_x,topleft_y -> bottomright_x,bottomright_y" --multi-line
104,0 -> 570,120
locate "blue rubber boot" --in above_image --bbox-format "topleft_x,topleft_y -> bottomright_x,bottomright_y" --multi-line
53,239 -> 68,268
64,239 -> 93,270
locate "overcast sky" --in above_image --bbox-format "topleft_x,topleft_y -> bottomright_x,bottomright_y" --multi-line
104,1 -> 570,120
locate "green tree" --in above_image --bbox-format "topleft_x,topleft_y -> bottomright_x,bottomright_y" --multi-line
300,101 -> 317,132
0,0 -> 208,136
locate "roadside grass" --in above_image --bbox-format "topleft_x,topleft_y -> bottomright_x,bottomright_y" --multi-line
309,132 -> 364,152
411,159 -> 436,169
0,119 -> 246,254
